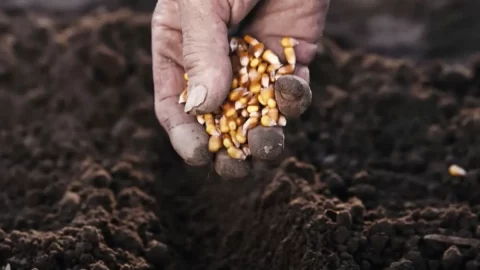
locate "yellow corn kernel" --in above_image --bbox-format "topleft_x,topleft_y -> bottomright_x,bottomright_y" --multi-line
267,108 -> 279,122
261,73 -> 270,88
239,73 -> 249,86
249,58 -> 260,68
261,107 -> 269,116
257,63 -> 268,74
249,111 -> 260,118
223,134 -> 233,148
223,103 -> 236,118
247,105 -> 259,113
281,37 -> 299,48
269,70 -> 277,82
261,115 -> 276,127
261,86 -> 275,102
278,115 -> 287,127
184,73 -> 188,81
239,66 -> 248,75
227,146 -> 247,160
230,131 -> 241,148
243,34 -> 259,46
204,114 -> 213,121
243,117 -> 259,132
208,135 -> 222,153
228,119 -> 237,131
449,164 -> 466,176
236,126 -> 247,143
178,88 -> 188,104
238,50 -> 249,66
206,124 -> 221,136
197,115 -> 205,125
249,68 -> 260,82
252,43 -> 265,58
241,109 -> 249,118
235,100 -> 246,110
258,94 -> 266,106
277,64 -> 295,75
267,98 -> 277,109
262,50 -> 281,65
219,116 -> 229,133
267,63 -> 282,73
231,77 -> 238,89
229,87 -> 246,101
284,47 -> 296,65
249,81 -> 261,94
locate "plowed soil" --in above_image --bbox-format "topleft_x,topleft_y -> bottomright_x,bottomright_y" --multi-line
2,6 -> 480,270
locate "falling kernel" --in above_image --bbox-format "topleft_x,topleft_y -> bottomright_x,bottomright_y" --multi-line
449,164 -> 466,176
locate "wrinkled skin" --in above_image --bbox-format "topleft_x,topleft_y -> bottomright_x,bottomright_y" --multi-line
152,0 -> 329,180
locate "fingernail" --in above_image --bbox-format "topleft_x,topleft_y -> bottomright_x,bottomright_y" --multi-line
184,84 -> 207,113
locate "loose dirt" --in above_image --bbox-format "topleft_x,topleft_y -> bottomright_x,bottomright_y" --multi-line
1,6 -> 480,270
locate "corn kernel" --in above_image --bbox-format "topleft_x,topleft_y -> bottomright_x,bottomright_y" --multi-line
208,136 -> 222,152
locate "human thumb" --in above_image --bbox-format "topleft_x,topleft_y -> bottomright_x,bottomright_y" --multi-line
179,0 -> 233,115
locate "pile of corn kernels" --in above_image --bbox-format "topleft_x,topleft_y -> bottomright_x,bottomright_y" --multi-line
179,35 -> 297,160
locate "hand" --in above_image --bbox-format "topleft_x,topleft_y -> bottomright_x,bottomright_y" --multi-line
152,0 -> 329,180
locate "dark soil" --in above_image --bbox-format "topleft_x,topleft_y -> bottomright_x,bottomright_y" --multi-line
2,5 -> 480,270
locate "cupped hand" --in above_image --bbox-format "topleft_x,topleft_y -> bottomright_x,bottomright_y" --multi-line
152,0 -> 329,180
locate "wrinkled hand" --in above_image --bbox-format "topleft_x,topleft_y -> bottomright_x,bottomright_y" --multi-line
152,0 -> 329,180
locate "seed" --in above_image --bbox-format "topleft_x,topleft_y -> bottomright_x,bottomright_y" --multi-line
179,88 -> 188,104
281,37 -> 299,47
277,64 -> 295,75
236,126 -> 247,143
262,50 -> 281,65
449,164 -> 466,176
243,117 -> 259,132
219,116 -> 229,133
238,50 -> 249,66
229,37 -> 240,52
253,43 -> 265,58
206,124 -> 221,136
267,98 -> 277,109
231,78 -> 238,89
236,117 -> 245,126
242,145 -> 251,156
261,115 -> 276,127
267,63 -> 282,72
261,107 -> 269,116
249,81 -> 261,94
230,131 -> 241,148
229,87 -> 246,101
184,73 -> 188,81
243,34 -> 259,46
249,111 -> 260,118
228,119 -> 237,131
227,146 -> 246,160
278,115 -> 287,126
208,135 -> 222,152
239,73 -> 249,86
249,57 -> 260,68
261,73 -> 270,87
235,101 -> 246,110
284,47 -> 296,65
223,134 -> 233,148
261,86 -> 275,102
267,108 -> 279,122
257,63 -> 267,74
249,68 -> 260,81
247,95 -> 259,105
223,103 -> 236,117
197,115 -> 205,125
247,105 -> 259,113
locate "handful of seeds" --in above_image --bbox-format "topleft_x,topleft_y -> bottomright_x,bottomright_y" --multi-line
179,35 -> 297,160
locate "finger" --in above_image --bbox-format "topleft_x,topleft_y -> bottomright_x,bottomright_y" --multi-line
247,126 -> 285,161
274,74 -> 312,118
178,0 -> 232,115
152,2 -> 211,166
214,150 -> 251,181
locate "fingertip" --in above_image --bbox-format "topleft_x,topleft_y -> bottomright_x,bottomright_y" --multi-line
169,123 -> 212,166
214,150 -> 251,181
248,126 -> 285,161
275,74 -> 312,118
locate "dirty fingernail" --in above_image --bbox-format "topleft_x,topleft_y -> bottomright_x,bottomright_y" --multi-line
184,85 -> 207,113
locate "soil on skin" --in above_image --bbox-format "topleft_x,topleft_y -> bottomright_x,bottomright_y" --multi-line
2,6 -> 480,270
